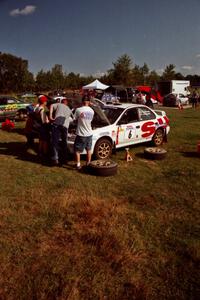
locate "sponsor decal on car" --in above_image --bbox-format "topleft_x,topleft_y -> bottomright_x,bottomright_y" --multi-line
126,125 -> 134,130
4,104 -> 18,111
141,121 -> 155,138
99,132 -> 110,136
111,130 -> 116,137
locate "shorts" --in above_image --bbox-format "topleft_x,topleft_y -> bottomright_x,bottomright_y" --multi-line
74,135 -> 93,152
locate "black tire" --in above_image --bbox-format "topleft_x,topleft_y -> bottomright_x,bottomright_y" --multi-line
94,138 -> 112,159
18,109 -> 27,121
144,147 -> 167,160
152,129 -> 164,146
88,159 -> 118,176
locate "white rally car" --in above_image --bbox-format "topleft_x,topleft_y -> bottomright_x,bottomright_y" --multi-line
68,101 -> 170,159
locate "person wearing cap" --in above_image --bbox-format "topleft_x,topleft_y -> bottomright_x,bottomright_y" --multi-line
49,97 -> 72,165
34,95 -> 50,158
74,95 -> 94,169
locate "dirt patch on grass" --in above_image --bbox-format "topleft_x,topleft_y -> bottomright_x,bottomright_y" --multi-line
0,188 -> 199,299
0,190 -> 149,299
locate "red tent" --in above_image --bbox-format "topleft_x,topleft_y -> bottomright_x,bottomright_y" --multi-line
136,85 -> 163,103
136,85 -> 151,93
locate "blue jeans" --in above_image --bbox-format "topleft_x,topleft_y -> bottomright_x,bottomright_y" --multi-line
51,124 -> 68,161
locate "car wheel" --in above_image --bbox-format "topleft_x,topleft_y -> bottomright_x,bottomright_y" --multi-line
152,129 -> 164,146
144,147 -> 167,160
88,159 -> 118,176
18,109 -> 27,121
94,138 -> 112,159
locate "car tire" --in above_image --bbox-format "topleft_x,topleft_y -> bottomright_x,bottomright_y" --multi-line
18,109 -> 27,121
152,129 -> 164,146
144,147 -> 167,160
94,138 -> 112,159
88,159 -> 118,176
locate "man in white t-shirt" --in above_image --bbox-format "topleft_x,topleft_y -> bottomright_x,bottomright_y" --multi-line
74,95 -> 94,169
49,98 -> 72,165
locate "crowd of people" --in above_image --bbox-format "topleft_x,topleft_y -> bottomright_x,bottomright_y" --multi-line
25,94 -> 94,169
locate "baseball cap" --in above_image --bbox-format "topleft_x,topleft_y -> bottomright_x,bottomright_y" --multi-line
38,95 -> 48,104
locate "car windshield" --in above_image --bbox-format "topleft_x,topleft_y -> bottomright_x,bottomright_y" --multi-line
102,107 -> 125,124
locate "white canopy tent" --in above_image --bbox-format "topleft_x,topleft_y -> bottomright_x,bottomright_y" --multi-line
82,79 -> 109,90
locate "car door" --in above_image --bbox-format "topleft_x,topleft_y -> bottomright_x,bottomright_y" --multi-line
136,106 -> 157,141
4,97 -> 18,119
0,98 -> 7,121
116,108 -> 140,147
116,106 -> 157,147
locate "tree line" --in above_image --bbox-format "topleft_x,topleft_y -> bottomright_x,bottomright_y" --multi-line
0,52 -> 199,93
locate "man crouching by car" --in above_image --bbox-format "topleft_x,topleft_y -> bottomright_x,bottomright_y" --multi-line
74,95 -> 94,170
49,97 -> 72,166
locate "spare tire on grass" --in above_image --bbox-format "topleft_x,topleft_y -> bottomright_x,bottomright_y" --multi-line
88,159 -> 118,176
144,147 -> 167,160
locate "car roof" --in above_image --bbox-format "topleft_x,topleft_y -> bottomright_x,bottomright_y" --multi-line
0,95 -> 16,98
104,103 -> 146,109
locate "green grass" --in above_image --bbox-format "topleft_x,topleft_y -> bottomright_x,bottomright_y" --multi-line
0,107 -> 200,299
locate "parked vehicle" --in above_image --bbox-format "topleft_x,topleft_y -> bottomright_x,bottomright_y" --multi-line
104,85 -> 129,102
136,81 -> 190,105
163,93 -> 189,107
68,103 -> 170,159
0,95 -> 32,121
157,80 -> 190,99
177,93 -> 189,105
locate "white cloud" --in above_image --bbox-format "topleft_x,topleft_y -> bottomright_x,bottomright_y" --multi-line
93,71 -> 106,78
181,65 -> 193,71
10,5 -> 36,16
196,54 -> 200,58
156,68 -> 164,75
79,73 -> 86,77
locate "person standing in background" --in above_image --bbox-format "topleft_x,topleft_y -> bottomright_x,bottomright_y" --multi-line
49,98 -> 72,165
74,95 -> 94,170
34,95 -> 50,159
191,89 -> 198,109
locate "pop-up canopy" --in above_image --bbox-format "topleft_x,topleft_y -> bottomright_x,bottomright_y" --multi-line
82,79 -> 109,90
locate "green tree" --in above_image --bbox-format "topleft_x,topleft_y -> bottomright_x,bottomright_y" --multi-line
0,52 -> 34,93
108,54 -> 133,86
140,63 -> 149,84
65,72 -> 80,89
21,70 -> 35,92
162,64 -> 176,80
35,70 -> 51,91
147,70 -> 160,86
174,72 -> 185,80
51,64 -> 65,90
185,74 -> 200,86
132,65 -> 144,85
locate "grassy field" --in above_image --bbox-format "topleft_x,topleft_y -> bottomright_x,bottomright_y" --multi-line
0,107 -> 200,300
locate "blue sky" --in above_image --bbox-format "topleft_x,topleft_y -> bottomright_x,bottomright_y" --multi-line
1,0 -> 200,76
